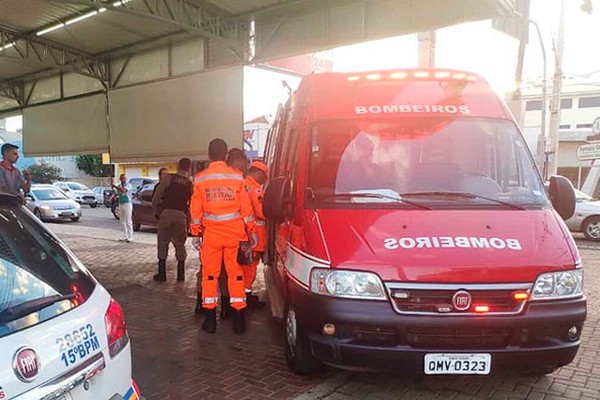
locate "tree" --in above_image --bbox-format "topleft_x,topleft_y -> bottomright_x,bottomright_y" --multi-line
76,154 -> 112,177
28,162 -> 62,184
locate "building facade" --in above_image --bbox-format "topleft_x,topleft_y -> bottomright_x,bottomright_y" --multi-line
521,81 -> 600,188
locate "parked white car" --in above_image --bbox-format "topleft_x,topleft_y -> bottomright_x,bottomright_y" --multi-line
565,189 -> 600,241
0,192 -> 141,400
25,184 -> 82,222
53,182 -> 98,208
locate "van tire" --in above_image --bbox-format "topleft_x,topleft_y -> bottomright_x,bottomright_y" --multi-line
582,216 -> 600,241
90,203 -> 97,208
284,304 -> 321,375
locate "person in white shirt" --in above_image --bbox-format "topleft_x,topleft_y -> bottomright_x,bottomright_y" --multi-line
113,174 -> 134,242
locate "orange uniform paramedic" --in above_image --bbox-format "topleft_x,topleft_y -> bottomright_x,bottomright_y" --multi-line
243,161 -> 269,305
190,138 -> 257,334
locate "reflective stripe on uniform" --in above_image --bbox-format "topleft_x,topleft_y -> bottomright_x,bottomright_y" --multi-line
244,215 -> 255,223
251,233 -> 259,243
230,297 -> 246,303
256,220 -> 266,226
203,297 -> 219,304
191,219 -> 201,224
203,211 -> 241,221
244,289 -> 252,293
195,173 -> 242,183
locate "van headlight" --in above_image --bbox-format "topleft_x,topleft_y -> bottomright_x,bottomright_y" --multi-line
310,268 -> 387,300
531,269 -> 583,300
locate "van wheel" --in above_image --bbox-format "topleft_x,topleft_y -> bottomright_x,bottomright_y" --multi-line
583,216 -> 600,241
71,217 -> 80,222
90,203 -> 97,208
285,305 -> 321,375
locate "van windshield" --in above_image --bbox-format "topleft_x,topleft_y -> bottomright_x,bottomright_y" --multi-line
307,117 -> 548,208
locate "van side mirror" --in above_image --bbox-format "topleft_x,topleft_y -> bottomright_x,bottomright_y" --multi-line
548,175 -> 576,220
263,177 -> 293,224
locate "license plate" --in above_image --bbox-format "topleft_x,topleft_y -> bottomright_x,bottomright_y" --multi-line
60,212 -> 73,216
424,353 -> 491,375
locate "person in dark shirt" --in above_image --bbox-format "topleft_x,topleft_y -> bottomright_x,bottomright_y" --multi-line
152,158 -> 193,282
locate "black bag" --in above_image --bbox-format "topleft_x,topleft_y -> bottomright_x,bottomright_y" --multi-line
237,241 -> 253,266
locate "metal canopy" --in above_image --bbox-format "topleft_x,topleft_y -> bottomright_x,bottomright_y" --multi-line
0,0 -> 517,113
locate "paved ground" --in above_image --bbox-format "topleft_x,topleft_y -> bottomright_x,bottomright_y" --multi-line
48,208 -> 600,400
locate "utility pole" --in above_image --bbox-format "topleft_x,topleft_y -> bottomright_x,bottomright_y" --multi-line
529,20 -> 548,174
417,31 -> 436,68
545,0 -> 566,178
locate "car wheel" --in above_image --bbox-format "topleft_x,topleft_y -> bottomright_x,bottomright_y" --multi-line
112,203 -> 120,220
583,216 -> 600,241
34,208 -> 44,221
285,304 -> 321,375
90,203 -> 97,208
71,217 -> 80,222
132,213 -> 141,231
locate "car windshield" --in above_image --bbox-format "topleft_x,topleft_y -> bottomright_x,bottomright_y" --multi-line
0,203 -> 95,337
307,117 -> 548,208
67,183 -> 88,191
32,188 -> 69,201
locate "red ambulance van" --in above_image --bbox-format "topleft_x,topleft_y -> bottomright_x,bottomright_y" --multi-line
262,69 -> 585,376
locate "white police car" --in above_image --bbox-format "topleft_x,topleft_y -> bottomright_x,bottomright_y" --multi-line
0,193 -> 141,400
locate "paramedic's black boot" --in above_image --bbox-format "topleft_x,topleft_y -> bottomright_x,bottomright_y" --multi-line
232,309 -> 246,334
220,297 -> 232,319
246,293 -> 265,308
153,259 -> 166,282
177,261 -> 185,281
202,309 -> 217,333
194,292 -> 203,315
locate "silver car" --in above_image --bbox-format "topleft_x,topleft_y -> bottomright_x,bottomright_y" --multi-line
566,189 -> 600,241
25,184 -> 82,222
53,181 -> 98,207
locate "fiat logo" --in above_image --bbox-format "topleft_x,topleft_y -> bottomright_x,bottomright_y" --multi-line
452,290 -> 472,311
13,347 -> 40,382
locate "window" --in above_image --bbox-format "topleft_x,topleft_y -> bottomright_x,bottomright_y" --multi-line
525,100 -> 542,111
307,117 -> 548,209
559,124 -> 571,130
66,183 -> 88,191
579,96 -> 600,108
561,98 -> 573,109
577,123 -> 593,129
32,189 -> 69,201
0,204 -> 95,337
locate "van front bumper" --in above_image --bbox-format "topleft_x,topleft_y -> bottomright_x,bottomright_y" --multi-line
289,282 -> 586,373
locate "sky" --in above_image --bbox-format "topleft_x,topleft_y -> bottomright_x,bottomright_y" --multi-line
5,0 -> 600,130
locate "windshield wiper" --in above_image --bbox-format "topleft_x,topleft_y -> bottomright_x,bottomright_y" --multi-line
0,294 -> 75,325
399,191 -> 527,210
317,192 -> 431,210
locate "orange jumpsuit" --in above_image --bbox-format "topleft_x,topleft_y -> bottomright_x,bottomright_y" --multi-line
190,161 -> 256,311
244,175 -> 267,292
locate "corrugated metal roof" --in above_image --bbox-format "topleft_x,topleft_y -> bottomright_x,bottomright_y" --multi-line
40,11 -> 181,55
0,59 -> 41,80
207,0 -> 293,16
0,0 -> 86,32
